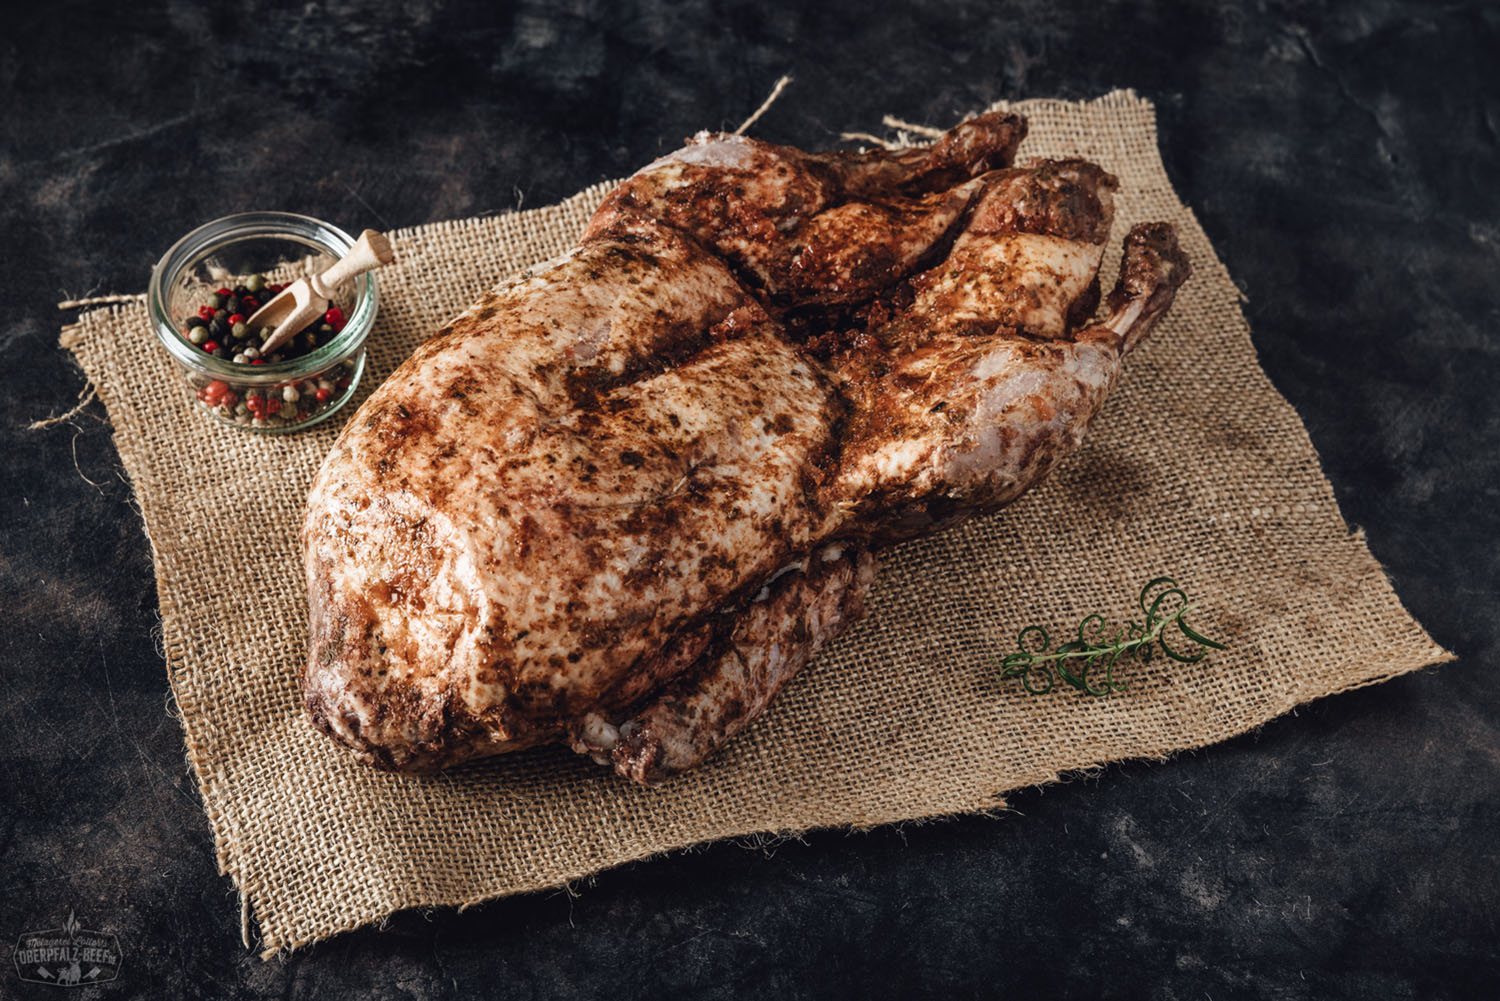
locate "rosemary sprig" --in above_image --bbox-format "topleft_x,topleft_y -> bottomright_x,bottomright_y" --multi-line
998,576 -> 1226,696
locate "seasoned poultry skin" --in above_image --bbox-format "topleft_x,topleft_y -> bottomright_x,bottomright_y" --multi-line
302,112 -> 1190,783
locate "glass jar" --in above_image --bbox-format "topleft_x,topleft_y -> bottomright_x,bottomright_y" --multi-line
148,211 -> 378,433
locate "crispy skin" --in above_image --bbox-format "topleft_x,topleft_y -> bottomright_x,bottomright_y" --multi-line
302,112 -> 1190,782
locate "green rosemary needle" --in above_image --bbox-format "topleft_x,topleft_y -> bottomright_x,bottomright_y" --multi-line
997,576 -> 1227,696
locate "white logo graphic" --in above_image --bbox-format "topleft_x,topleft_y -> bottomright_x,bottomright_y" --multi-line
12,910 -> 123,987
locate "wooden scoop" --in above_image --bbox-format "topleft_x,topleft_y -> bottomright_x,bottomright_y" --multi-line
248,229 -> 394,355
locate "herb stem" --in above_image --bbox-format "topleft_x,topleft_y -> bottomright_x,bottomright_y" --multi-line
997,577 -> 1227,697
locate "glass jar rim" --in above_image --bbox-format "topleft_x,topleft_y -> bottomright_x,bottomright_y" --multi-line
148,211 -> 378,385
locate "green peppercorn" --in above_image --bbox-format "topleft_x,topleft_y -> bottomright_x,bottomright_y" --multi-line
208,293 -> 225,310
188,326 -> 208,345
231,321 -> 248,340
246,274 -> 265,292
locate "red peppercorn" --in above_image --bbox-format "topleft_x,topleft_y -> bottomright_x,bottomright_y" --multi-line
267,398 -> 282,414
324,306 -> 345,332
216,288 -> 232,297
241,296 -> 259,311
336,377 -> 350,389
268,283 -> 284,294
202,341 -> 219,353
251,359 -> 266,365
227,313 -> 245,326
197,305 -> 216,321
221,392 -> 238,409
315,388 -> 332,403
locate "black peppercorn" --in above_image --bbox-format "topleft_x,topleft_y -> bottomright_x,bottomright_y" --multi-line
180,270 -> 355,429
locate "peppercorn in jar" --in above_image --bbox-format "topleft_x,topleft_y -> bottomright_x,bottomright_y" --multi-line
148,212 -> 378,433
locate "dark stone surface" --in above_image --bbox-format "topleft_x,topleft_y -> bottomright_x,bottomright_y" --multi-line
2,1 -> 1496,997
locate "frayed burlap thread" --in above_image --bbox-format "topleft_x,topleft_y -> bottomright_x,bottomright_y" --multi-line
59,90 -> 1450,955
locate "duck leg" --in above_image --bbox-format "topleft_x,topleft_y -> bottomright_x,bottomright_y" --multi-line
571,545 -> 876,784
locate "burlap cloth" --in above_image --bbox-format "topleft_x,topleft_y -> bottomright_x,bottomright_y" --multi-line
58,90 -> 1450,955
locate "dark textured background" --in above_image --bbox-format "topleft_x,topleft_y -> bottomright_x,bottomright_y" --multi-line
3,1 -> 1497,998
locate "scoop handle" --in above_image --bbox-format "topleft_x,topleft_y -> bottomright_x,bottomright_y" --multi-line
310,230 -> 394,298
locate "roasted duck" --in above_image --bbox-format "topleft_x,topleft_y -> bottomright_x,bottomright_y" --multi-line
302,112 -> 1190,784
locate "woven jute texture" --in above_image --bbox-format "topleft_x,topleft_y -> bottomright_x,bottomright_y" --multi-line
60,90 -> 1450,954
